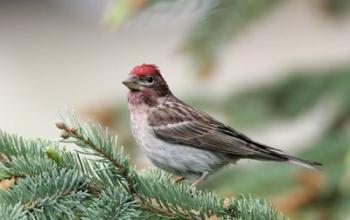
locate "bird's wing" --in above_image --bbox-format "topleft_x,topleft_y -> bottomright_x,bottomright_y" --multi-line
148,101 -> 289,161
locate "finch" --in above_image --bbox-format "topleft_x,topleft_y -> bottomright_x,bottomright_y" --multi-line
123,64 -> 322,188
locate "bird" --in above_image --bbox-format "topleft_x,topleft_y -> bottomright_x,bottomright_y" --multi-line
122,64 -> 322,188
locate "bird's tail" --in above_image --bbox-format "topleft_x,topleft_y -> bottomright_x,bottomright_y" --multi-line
285,155 -> 323,171
251,141 -> 322,170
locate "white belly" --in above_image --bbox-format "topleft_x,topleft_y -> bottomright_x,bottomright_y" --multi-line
129,105 -> 228,180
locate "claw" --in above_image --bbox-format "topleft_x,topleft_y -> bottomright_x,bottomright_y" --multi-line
174,176 -> 185,184
190,171 -> 210,189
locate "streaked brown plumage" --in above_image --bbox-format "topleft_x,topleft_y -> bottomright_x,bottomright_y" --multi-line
123,64 -> 322,188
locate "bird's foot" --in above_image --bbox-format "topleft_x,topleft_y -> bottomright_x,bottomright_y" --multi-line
189,171 -> 209,189
174,176 -> 185,184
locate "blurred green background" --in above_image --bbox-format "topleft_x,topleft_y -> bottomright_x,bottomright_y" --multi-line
0,0 -> 349,219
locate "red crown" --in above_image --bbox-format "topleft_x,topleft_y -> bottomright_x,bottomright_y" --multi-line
130,64 -> 160,76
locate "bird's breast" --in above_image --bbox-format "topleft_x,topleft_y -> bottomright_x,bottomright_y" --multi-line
128,103 -> 149,144
128,104 -> 228,179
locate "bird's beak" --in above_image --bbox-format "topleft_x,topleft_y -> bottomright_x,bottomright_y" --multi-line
122,76 -> 141,91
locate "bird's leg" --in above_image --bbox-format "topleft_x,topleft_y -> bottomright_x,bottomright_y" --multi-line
190,171 -> 210,189
174,176 -> 185,184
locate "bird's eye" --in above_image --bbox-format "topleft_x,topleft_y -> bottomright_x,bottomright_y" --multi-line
145,76 -> 154,84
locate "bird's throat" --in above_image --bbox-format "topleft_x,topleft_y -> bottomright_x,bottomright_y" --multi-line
128,91 -> 158,107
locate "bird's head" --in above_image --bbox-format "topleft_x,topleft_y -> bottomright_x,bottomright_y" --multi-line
122,64 -> 171,98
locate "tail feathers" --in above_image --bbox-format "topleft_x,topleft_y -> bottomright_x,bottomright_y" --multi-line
285,155 -> 322,171
248,141 -> 322,170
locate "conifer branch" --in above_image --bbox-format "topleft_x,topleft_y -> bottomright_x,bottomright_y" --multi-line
56,120 -> 136,194
0,113 -> 286,219
55,114 -> 192,218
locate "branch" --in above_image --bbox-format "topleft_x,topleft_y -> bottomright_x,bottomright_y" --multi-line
0,113 -> 286,219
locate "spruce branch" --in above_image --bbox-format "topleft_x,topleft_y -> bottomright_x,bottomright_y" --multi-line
56,114 -> 184,218
56,115 -> 215,218
0,203 -> 27,220
0,130 -> 61,182
80,187 -> 142,220
0,169 -> 91,220
56,116 -> 137,195
55,113 -> 286,219
0,113 -> 286,219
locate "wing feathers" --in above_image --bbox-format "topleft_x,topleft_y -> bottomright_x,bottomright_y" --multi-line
148,101 -> 289,161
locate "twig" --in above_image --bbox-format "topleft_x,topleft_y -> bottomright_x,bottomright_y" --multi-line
56,122 -> 185,218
